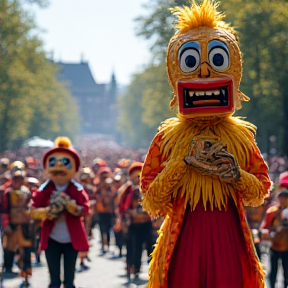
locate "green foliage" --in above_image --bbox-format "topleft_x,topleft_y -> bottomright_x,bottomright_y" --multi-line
0,0 -> 78,151
21,0 -> 49,8
135,0 -> 189,62
118,0 -> 288,155
221,0 -> 288,155
118,64 -> 174,148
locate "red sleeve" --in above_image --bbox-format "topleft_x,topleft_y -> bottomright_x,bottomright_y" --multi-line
32,189 -> 50,208
247,144 -> 271,193
260,208 -> 277,231
77,189 -> 90,216
1,191 -> 10,228
141,131 -> 167,194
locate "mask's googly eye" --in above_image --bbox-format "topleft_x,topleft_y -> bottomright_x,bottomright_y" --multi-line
48,157 -> 56,167
208,47 -> 229,71
62,158 -> 71,167
179,49 -> 200,73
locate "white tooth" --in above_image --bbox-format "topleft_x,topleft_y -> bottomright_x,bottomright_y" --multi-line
221,89 -> 226,95
206,91 -> 212,96
197,91 -> 205,96
213,89 -> 220,95
188,91 -> 194,97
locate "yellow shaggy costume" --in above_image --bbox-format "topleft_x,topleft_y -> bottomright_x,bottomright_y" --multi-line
140,1 -> 271,288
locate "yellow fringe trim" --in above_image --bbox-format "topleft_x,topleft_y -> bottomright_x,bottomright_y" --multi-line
145,115 -> 258,212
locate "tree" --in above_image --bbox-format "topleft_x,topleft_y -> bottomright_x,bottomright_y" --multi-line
0,0 -> 79,151
118,64 -> 174,148
135,0 -> 189,62
117,0 -> 186,149
124,0 -> 288,155
221,0 -> 288,156
21,0 -> 49,7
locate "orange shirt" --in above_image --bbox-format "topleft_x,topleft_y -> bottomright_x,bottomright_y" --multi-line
261,205 -> 288,251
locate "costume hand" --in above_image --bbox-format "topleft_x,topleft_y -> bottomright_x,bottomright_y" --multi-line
184,140 -> 227,175
66,199 -> 82,216
184,139 -> 239,182
184,155 -> 220,175
213,150 -> 240,182
48,193 -> 70,219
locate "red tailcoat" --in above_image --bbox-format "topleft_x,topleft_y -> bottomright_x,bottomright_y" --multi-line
32,179 -> 89,251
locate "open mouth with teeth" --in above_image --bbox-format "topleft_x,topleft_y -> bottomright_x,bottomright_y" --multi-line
177,78 -> 234,114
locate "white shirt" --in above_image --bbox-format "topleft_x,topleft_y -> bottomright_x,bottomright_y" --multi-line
49,183 -> 71,243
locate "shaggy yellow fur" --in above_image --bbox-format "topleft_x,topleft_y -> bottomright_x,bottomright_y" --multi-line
171,0 -> 235,36
142,115 -> 266,216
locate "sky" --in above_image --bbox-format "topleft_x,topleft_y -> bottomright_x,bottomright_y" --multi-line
31,0 -> 151,85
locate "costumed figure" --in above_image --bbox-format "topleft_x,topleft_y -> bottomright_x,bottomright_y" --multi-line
29,137 -> 89,288
78,167 -> 95,269
1,161 -> 33,286
120,162 -> 153,282
140,1 -> 271,288
95,166 -> 114,254
260,189 -> 288,288
111,169 -> 125,258
116,162 -> 144,254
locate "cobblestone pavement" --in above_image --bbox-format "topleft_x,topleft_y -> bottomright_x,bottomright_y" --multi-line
1,233 -> 286,288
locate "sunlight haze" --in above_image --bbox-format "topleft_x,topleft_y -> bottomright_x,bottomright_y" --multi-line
32,0 -> 150,85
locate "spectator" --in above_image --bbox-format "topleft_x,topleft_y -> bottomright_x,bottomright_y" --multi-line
121,162 -> 153,282
260,189 -> 288,288
95,167 -> 114,254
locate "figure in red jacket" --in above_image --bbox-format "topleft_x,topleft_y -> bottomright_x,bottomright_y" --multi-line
31,137 -> 89,288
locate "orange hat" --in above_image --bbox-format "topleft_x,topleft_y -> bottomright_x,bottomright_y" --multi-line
128,162 -> 143,176
92,158 -> 106,167
42,137 -> 81,171
118,158 -> 131,168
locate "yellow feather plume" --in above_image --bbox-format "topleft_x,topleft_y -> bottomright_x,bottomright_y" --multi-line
171,0 -> 235,36
54,136 -> 72,148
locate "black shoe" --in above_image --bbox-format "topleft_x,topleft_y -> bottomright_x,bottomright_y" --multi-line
4,269 -> 18,275
127,273 -> 131,284
86,256 -> 91,262
80,262 -> 89,270
19,280 -> 30,287
36,254 -> 41,263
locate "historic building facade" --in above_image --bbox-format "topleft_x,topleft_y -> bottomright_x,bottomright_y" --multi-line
56,61 -> 118,141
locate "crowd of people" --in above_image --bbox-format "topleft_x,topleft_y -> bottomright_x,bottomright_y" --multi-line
0,142 -> 287,287
0,142 -> 163,287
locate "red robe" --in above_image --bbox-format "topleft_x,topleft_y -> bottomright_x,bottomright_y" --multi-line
141,117 -> 271,288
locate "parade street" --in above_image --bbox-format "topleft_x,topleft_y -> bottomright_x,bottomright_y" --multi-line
1,229 -> 286,288
2,228 -> 149,288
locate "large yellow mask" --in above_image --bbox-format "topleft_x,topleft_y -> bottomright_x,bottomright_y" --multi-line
167,0 -> 249,119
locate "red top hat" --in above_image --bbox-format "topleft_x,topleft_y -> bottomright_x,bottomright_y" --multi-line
42,137 -> 81,171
